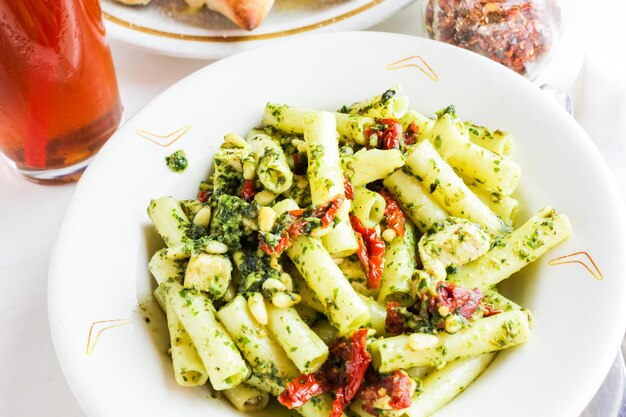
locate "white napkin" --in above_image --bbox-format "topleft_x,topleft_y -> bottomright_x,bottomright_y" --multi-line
529,0 -> 626,200
575,47 -> 626,200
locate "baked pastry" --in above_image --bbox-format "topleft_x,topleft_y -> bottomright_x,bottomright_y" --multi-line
111,0 -> 275,31
203,0 -> 275,30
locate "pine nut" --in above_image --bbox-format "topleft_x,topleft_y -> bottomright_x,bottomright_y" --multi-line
203,240 -> 228,254
258,206 -> 277,232
271,292 -> 301,308
243,161 -> 257,180
382,228 -> 397,242
279,272 -> 294,292
192,206 -> 212,228
248,293 -> 268,325
262,278 -> 287,293
254,190 -> 278,206
408,333 -> 438,351
222,284 -> 236,302
444,315 -> 464,334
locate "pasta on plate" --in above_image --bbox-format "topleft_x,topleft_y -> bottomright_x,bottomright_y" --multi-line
146,87 -> 572,417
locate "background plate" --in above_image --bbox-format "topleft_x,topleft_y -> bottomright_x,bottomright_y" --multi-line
101,0 -> 416,59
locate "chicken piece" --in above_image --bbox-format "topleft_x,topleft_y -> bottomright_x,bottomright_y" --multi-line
418,217 -> 491,280
184,253 -> 233,298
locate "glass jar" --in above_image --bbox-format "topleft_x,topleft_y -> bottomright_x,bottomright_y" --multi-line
424,0 -> 563,80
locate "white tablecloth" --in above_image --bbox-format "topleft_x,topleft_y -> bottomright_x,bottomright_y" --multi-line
1,1 -> 624,416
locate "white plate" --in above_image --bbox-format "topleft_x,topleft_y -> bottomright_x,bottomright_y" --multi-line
49,32 -> 626,417
101,0 -> 415,59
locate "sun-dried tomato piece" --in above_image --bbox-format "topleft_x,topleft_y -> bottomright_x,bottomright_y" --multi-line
385,301 -> 404,336
482,303 -> 502,317
259,234 -> 290,256
289,208 -> 304,217
240,180 -> 256,201
378,118 -> 403,150
319,195 -> 345,228
379,188 -> 405,238
458,288 -> 483,319
197,190 -> 210,203
350,215 -> 385,289
403,121 -> 419,146
331,389 -> 347,417
291,152 -> 307,175
259,195 -> 345,256
368,246 -> 386,289
278,329 -> 372,417
278,374 -> 326,408
359,369 -> 415,416
343,328 -> 371,400
354,230 -> 368,273
387,370 -> 414,410
436,281 -> 484,320
364,118 -> 403,149
344,177 -> 355,201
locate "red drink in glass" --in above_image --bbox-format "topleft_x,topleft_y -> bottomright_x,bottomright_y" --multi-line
0,0 -> 122,183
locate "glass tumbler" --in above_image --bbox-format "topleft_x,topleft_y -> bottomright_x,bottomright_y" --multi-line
0,0 -> 122,183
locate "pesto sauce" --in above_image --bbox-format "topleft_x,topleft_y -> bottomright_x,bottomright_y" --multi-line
381,88 -> 396,104
209,194 -> 259,249
236,248 -> 282,293
165,150 -> 188,172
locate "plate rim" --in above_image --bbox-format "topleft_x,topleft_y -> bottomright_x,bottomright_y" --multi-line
48,31 -> 626,417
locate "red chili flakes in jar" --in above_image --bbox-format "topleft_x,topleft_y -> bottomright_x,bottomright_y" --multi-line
425,0 -> 562,78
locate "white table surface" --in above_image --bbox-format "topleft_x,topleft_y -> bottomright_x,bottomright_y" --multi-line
1,2 -> 625,416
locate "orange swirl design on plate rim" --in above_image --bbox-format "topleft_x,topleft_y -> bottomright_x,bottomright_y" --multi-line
548,251 -> 604,281
136,125 -> 191,147
86,319 -> 131,355
386,55 -> 439,81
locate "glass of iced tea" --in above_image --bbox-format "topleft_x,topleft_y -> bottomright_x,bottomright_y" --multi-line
0,0 -> 122,183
